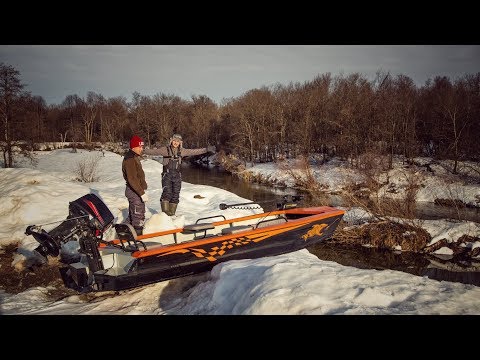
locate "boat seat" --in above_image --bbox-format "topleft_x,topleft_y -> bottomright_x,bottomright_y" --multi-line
255,216 -> 288,229
114,223 -> 146,251
182,223 -> 215,233
182,223 -> 215,240
115,223 -> 137,240
221,225 -> 254,235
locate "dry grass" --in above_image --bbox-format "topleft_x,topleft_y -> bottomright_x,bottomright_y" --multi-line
216,151 -> 246,174
333,221 -> 431,252
342,167 -> 423,222
277,156 -> 330,206
353,151 -> 390,191
0,244 -> 76,298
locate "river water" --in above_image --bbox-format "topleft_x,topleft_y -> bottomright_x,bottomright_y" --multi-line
181,163 -> 480,287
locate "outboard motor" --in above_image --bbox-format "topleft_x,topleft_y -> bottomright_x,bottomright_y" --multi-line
25,193 -> 114,259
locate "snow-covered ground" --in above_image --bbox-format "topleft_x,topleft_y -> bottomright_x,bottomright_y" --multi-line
1,149 -> 479,314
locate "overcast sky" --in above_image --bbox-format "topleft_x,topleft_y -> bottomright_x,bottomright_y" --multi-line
1,45 -> 479,106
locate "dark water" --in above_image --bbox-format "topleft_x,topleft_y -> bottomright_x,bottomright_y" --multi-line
307,242 -> 480,287
181,163 -> 297,210
181,163 -> 480,287
414,201 -> 480,222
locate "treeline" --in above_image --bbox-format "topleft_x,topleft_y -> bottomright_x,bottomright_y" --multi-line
1,62 -> 479,172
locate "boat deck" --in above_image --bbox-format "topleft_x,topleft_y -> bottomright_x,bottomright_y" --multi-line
102,207 -> 344,257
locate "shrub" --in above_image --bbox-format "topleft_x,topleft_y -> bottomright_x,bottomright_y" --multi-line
73,154 -> 101,182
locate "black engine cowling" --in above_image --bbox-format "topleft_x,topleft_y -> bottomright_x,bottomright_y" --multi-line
25,193 -> 114,258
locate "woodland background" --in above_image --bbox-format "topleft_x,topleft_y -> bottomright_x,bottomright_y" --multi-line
1,62 -> 479,174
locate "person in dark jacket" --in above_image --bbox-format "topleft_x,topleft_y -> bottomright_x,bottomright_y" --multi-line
144,133 -> 215,216
122,135 -> 148,235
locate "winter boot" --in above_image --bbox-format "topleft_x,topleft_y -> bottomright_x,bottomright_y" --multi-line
161,200 -> 170,214
134,226 -> 143,236
168,202 -> 178,216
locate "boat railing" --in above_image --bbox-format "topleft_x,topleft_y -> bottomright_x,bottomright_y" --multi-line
194,215 -> 226,224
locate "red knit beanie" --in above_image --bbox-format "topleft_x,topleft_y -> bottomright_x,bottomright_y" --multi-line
130,135 -> 144,149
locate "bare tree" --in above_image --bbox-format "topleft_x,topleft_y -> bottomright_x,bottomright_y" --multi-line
462,73 -> 480,159
221,96 -> 256,161
61,94 -> 84,152
330,73 -> 374,165
189,95 -> 217,147
0,63 -> 26,167
271,83 -> 291,158
130,92 -> 158,145
394,75 -> 418,163
18,94 -> 47,149
82,91 -> 104,144
102,96 -> 129,143
151,93 -> 175,145
430,76 -> 472,173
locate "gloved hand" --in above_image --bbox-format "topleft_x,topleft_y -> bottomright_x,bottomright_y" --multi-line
207,145 -> 216,153
141,193 -> 149,203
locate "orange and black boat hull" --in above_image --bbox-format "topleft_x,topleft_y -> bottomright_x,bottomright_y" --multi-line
87,212 -> 344,292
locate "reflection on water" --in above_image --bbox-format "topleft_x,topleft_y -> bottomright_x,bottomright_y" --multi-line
181,163 -> 297,210
415,201 -> 480,222
422,266 -> 480,286
181,163 -> 480,287
308,242 -> 480,287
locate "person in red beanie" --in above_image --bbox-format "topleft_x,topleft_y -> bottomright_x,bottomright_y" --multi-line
122,135 -> 148,235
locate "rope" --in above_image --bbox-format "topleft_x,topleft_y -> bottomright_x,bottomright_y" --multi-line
227,205 -> 262,210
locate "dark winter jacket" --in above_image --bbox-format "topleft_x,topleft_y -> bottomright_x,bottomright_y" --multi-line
144,145 -> 208,171
122,150 -> 147,196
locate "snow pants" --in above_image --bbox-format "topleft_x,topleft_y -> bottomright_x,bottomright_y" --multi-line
125,185 -> 145,228
161,169 -> 182,204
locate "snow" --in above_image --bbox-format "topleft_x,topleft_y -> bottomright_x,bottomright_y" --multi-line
424,219 -> 480,246
1,149 -> 480,315
245,157 -> 480,206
